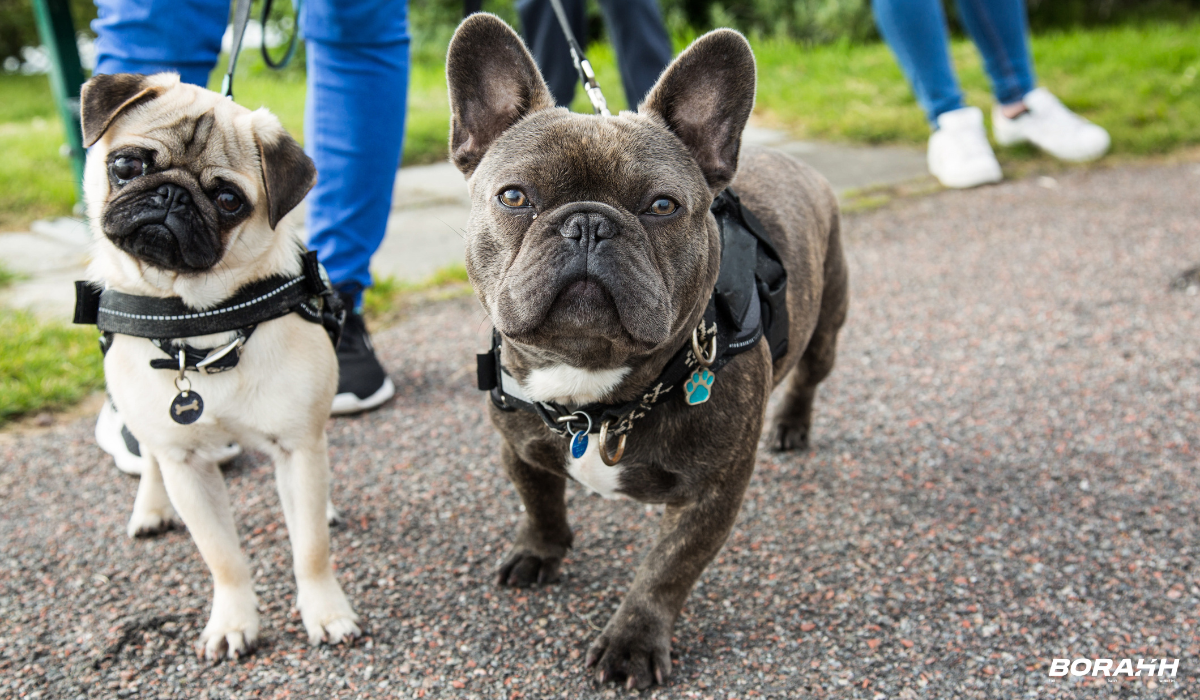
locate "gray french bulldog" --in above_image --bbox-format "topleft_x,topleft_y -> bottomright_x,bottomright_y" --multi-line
446,14 -> 848,689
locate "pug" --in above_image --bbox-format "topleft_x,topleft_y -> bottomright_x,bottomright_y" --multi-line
446,15 -> 848,689
79,73 -> 359,659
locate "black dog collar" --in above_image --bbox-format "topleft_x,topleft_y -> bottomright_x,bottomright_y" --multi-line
75,249 -> 345,372
476,188 -> 790,451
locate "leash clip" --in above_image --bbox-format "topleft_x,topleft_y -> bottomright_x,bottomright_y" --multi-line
196,335 -> 246,374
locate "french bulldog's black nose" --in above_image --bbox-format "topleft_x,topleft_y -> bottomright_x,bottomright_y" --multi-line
153,183 -> 191,208
560,211 -> 616,247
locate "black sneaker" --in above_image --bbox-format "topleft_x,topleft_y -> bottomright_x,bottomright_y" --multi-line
331,294 -> 395,415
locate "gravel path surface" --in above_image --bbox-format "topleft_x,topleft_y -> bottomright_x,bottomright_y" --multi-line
3,162 -> 1199,699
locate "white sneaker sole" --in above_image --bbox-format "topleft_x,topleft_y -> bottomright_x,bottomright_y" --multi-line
331,377 -> 396,416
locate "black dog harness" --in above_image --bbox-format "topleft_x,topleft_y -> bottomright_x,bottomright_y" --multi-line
74,250 -> 344,424
476,188 -> 788,463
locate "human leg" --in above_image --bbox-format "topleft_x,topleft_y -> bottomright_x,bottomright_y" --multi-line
91,0 -> 226,85
871,0 -> 964,124
301,0 -> 409,412
596,0 -> 672,107
953,0 -> 1034,108
516,0 -> 587,107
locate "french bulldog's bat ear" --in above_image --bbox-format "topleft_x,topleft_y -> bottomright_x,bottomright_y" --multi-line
446,13 -> 556,177
80,73 -> 173,147
641,29 -> 757,194
252,111 -> 316,230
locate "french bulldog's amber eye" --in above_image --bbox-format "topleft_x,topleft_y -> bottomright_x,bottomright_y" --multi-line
498,189 -> 529,208
111,157 -> 144,182
647,198 -> 678,216
215,190 -> 243,213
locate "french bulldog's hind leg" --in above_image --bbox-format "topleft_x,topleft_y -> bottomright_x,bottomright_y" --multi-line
274,434 -> 361,645
127,453 -> 181,537
496,441 -> 573,587
156,452 -> 260,661
771,228 -> 849,452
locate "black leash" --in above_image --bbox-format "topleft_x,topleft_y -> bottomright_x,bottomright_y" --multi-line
221,0 -> 304,100
547,0 -> 610,116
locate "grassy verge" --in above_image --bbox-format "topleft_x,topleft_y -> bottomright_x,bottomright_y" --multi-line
0,265 -> 105,425
362,263 -> 472,327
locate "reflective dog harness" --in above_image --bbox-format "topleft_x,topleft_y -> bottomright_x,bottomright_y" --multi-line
476,188 -> 789,452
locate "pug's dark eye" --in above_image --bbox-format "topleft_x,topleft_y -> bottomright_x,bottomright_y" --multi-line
215,190 -> 243,213
498,189 -> 529,208
647,198 -> 678,216
111,157 -> 144,182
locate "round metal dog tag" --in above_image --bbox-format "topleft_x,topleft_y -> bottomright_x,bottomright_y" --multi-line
170,391 -> 204,424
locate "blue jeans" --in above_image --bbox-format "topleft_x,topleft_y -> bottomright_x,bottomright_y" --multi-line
92,0 -> 410,307
517,0 -> 672,108
873,0 -> 1036,125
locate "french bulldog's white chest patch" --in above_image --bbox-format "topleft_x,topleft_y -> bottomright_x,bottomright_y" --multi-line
523,364 -> 629,404
566,438 -> 627,500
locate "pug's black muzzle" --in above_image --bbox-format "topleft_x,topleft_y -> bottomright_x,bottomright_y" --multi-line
103,179 -> 224,272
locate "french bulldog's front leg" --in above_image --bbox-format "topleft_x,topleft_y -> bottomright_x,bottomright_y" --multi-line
127,453 -> 180,537
587,457 -> 755,689
156,452 -> 259,661
496,441 -> 573,586
273,433 -> 360,645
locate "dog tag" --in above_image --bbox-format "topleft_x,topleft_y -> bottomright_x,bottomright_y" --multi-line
684,368 -> 715,406
570,430 -> 588,458
170,390 -> 204,424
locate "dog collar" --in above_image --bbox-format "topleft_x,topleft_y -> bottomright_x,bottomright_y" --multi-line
475,188 -> 790,464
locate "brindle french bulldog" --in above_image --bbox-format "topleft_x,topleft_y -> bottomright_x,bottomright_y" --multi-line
446,14 -> 848,689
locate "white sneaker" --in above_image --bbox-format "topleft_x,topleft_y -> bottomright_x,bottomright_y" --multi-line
992,87 -> 1110,162
928,107 -> 1003,189
95,396 -> 147,476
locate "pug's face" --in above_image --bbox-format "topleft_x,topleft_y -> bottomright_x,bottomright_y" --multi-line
445,16 -> 756,370
81,73 -> 314,274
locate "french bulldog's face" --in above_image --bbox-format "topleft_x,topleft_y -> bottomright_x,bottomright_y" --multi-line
447,15 -> 756,369
81,73 -> 315,274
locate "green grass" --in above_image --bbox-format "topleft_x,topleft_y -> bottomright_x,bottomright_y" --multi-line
754,21 -> 1200,158
2,22 -> 1199,230
362,263 -> 471,325
0,264 -> 105,424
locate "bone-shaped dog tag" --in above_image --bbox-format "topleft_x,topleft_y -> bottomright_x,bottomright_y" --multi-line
170,390 -> 204,425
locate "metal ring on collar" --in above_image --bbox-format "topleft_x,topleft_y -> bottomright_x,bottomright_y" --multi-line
556,411 -> 593,438
598,420 -> 627,466
691,326 -> 717,368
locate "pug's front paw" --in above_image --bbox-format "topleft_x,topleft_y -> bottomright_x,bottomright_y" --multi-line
127,502 -> 180,538
585,611 -> 672,689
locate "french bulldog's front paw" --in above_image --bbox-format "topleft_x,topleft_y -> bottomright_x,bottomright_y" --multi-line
585,620 -> 672,690
770,420 -> 810,452
496,550 -> 563,587
298,579 -> 361,645
126,503 -> 180,538
197,588 -> 259,661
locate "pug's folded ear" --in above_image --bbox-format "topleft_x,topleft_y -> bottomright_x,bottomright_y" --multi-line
80,72 -> 177,147
252,110 -> 317,230
641,30 -> 757,195
446,13 -> 556,177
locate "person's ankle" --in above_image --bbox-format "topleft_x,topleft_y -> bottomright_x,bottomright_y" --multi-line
999,101 -> 1028,120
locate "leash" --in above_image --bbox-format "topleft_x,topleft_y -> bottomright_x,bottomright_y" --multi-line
547,0 -> 610,116
221,0 -> 304,100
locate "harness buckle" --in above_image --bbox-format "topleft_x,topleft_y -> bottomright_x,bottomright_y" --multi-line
196,335 -> 246,374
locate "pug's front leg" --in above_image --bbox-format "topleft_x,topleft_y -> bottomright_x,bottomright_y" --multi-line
156,452 -> 259,661
587,456 -> 755,689
496,441 -> 574,586
127,453 -> 180,537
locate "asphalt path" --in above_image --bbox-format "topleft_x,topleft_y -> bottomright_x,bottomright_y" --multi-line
2,162 -> 1199,699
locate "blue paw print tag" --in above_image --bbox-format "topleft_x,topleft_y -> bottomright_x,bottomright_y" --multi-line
570,430 -> 589,458
684,368 -> 715,406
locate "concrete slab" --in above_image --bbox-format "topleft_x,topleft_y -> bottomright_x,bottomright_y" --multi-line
743,126 -> 929,193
